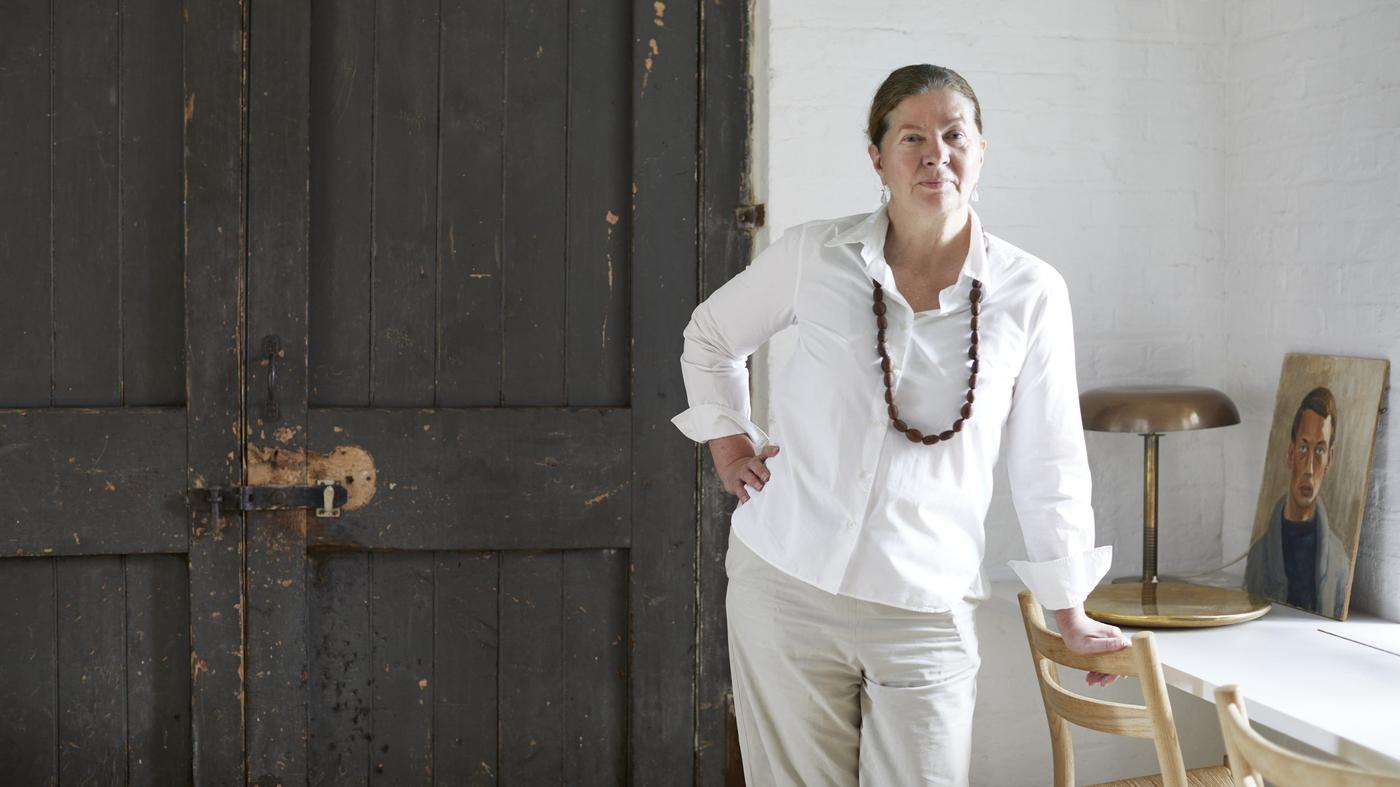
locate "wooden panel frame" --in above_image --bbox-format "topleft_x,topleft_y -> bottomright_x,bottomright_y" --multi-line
0,409 -> 187,556
696,0 -> 757,783
185,0 -> 250,781
306,408 -> 630,550
244,0 -> 313,782
629,0 -> 705,779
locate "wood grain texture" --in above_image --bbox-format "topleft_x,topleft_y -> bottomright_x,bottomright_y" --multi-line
498,551 -> 564,784
432,551 -> 500,785
565,0 -> 630,408
244,0 -> 312,782
370,0 -> 439,408
1,3 -> 196,782
125,554 -> 192,785
0,0 -> 53,407
308,0 -> 375,408
310,547 -> 629,785
0,558 -> 58,783
307,408 -> 630,550
1215,686 -> 1396,787
0,409 -> 187,556
501,1 -> 568,406
1020,592 -> 1193,787
0,556 -> 191,785
184,0 -> 248,778
245,510 -> 311,787
629,0 -> 702,779
120,0 -> 185,407
697,0 -> 756,780
51,0 -> 122,407
369,552 -> 436,786
309,552 -> 372,787
57,557 -> 127,786
435,0 -> 504,408
563,548 -> 627,784
699,471 -> 741,787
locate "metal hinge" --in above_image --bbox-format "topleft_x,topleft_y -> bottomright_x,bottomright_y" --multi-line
185,479 -> 348,518
734,203 -> 765,233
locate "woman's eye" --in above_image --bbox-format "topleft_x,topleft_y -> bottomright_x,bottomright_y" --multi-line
903,135 -> 921,142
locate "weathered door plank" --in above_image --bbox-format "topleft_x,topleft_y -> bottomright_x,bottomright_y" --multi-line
51,0 -> 121,408
0,559 -> 58,782
244,0 -> 312,782
698,0 -> 759,781
430,551 -> 500,785
0,0 -> 53,408
0,409 -> 187,557
629,0 -> 703,779
305,408 -> 629,550
185,0 -> 250,780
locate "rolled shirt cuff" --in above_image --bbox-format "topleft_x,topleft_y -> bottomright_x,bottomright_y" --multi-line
670,404 -> 771,448
1007,545 -> 1113,610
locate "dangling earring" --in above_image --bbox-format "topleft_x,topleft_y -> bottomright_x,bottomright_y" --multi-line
970,187 -> 980,203
880,184 -> 890,205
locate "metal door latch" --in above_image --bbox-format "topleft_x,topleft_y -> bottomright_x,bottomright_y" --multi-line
735,203 -> 765,233
186,481 -> 348,518
315,479 -> 341,518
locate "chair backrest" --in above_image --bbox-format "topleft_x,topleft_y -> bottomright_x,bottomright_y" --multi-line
1214,685 -> 1400,787
1017,591 -> 1189,787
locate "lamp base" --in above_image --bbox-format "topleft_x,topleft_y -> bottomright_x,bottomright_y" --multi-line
1108,572 -> 1200,585
1085,581 -> 1272,628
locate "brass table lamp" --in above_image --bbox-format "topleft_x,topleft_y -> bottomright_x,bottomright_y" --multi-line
1080,386 -> 1272,628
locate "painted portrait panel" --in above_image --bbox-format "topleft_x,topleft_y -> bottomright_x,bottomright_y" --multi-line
1245,353 -> 1388,620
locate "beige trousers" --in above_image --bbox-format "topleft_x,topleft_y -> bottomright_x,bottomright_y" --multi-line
725,531 -> 980,786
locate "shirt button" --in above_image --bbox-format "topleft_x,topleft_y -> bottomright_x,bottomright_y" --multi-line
845,519 -> 857,530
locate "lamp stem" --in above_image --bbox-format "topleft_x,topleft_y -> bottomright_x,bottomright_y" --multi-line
1142,433 -> 1159,583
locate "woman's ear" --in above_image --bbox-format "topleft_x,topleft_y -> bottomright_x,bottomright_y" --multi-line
867,142 -> 882,178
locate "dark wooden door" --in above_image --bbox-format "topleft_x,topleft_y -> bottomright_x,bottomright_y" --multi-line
0,0 -> 748,783
0,0 -> 245,784
239,1 -> 753,785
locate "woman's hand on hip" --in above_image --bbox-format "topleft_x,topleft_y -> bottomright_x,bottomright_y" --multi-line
715,442 -> 780,504
1054,606 -> 1131,687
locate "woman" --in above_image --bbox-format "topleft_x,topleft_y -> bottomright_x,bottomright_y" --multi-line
671,64 -> 1129,785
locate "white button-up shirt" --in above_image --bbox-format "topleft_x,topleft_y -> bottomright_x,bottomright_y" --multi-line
671,204 -> 1111,611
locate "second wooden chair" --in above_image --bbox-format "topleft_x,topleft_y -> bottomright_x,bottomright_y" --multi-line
1018,590 -> 1233,787
1214,685 -> 1400,787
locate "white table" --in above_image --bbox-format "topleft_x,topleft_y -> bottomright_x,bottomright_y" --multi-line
988,581 -> 1400,774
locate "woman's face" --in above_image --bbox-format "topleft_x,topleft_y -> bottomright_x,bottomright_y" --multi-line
868,88 -> 987,218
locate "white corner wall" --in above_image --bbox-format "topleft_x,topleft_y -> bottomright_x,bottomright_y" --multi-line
1221,0 -> 1400,621
745,0 -> 1400,783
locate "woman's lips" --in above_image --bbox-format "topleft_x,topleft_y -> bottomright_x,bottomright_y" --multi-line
919,179 -> 952,188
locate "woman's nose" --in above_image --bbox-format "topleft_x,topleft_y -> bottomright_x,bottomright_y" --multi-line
923,140 -> 950,166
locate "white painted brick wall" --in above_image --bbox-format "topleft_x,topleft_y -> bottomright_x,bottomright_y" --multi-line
1221,0 -> 1400,621
757,0 -> 1232,589
743,0 -> 1399,782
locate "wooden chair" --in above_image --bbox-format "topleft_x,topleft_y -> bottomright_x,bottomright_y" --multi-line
1214,685 -> 1400,787
1018,591 -> 1234,786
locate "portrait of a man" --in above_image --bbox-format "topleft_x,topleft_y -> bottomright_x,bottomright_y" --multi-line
1245,387 -> 1350,617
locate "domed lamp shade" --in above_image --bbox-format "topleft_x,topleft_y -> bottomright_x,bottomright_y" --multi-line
1079,386 -> 1272,627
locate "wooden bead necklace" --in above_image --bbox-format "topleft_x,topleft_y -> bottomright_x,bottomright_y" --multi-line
872,277 -> 981,444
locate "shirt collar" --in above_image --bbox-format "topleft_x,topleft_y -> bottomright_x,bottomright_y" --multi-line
823,203 -> 995,292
